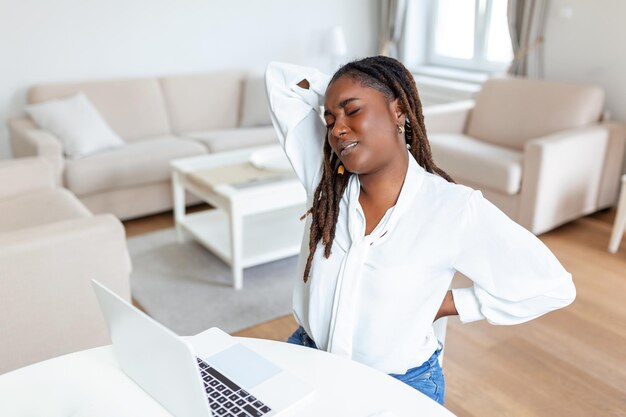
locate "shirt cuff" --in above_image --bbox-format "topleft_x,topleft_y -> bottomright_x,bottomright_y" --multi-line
287,69 -> 329,109
452,287 -> 486,324
308,70 -> 332,97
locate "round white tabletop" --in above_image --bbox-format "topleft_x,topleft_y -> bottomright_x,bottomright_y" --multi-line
0,337 -> 456,417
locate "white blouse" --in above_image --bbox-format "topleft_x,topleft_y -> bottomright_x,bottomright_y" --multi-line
265,62 -> 576,375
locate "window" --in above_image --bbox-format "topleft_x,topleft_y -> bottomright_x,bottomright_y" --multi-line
426,0 -> 513,72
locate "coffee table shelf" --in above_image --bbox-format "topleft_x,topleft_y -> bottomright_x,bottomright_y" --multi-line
179,206 -> 306,268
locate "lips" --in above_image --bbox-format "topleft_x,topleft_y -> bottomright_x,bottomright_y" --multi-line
338,141 -> 358,157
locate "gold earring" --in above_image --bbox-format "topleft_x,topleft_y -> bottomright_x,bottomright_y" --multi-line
397,124 -> 405,134
337,164 -> 345,175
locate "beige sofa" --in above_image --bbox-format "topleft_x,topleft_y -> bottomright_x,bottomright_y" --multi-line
8,71 -> 276,220
424,77 -> 626,234
0,157 -> 132,374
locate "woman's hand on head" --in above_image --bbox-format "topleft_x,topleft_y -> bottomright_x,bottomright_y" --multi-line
297,79 -> 310,90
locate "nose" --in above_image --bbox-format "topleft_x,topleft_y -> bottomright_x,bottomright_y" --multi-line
331,119 -> 349,139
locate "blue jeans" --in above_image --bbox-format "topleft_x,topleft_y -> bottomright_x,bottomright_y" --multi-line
287,326 -> 445,405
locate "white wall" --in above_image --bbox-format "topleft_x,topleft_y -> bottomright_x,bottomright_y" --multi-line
0,0 -> 378,158
544,0 -> 626,123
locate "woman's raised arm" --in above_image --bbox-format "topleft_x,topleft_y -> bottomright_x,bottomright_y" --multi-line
265,62 -> 331,194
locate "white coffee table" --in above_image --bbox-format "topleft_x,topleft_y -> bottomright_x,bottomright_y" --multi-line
171,146 -> 307,290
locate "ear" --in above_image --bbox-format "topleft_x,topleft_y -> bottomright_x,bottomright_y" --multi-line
390,98 -> 406,125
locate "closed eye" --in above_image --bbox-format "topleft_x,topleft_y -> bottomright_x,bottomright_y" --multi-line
324,105 -> 360,129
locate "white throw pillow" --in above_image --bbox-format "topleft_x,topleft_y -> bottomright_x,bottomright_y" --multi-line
26,93 -> 125,159
239,75 -> 272,127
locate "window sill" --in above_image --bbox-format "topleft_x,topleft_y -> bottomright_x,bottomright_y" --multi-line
409,66 -> 494,106
412,65 -> 494,84
412,73 -> 482,95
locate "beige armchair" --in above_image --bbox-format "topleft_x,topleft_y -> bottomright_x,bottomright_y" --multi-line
424,77 -> 626,234
0,158 -> 132,374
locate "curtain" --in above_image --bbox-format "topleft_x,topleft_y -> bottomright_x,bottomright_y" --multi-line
379,0 -> 408,59
507,0 -> 549,78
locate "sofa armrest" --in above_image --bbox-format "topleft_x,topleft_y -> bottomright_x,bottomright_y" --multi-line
8,117 -> 64,185
0,157 -> 55,200
423,100 -> 474,134
520,126 -> 610,234
0,214 -> 132,373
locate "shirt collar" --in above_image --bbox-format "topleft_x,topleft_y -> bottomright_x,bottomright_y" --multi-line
383,151 -> 426,234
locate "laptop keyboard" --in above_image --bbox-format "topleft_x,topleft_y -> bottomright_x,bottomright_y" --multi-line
197,357 -> 273,417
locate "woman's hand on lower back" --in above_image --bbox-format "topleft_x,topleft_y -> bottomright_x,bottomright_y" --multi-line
434,290 -> 458,322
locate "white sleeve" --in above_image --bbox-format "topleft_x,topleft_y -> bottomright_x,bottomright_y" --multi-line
265,61 -> 332,194
451,190 -> 576,325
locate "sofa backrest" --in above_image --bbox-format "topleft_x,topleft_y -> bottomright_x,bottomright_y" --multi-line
27,70 -> 274,141
466,77 -> 605,150
160,71 -> 246,134
28,79 -> 172,142
239,75 -> 272,128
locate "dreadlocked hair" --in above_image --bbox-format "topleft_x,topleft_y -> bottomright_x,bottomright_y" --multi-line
301,55 -> 454,283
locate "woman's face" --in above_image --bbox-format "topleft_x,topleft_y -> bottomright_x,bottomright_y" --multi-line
323,75 -> 405,175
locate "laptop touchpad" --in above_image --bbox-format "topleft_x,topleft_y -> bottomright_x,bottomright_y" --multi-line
206,344 -> 281,389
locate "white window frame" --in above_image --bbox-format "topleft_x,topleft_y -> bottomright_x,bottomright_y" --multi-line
424,0 -> 511,73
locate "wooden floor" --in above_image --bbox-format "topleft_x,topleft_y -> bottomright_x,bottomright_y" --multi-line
123,208 -> 626,416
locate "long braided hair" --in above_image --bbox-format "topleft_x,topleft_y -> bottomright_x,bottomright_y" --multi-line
301,56 -> 454,283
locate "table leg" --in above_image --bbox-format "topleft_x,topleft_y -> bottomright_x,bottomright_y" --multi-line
229,208 -> 244,290
609,179 -> 626,253
172,171 -> 187,243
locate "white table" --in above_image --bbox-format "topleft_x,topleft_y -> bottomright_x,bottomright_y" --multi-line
0,338 -> 456,417
609,174 -> 626,253
171,146 -> 307,290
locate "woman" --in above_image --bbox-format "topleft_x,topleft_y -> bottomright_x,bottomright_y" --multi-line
264,56 -> 576,405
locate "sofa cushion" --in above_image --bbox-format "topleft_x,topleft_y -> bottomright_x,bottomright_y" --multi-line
467,77 -> 605,150
239,75 -> 272,127
429,133 -> 523,195
0,189 -> 91,234
65,137 -> 207,196
28,78 -> 172,142
26,93 -> 125,159
160,72 -> 246,134
186,127 -> 278,153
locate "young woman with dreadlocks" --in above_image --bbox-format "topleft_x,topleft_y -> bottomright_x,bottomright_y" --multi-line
265,57 -> 575,405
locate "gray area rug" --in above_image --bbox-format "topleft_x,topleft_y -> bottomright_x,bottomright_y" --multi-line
127,228 -> 297,336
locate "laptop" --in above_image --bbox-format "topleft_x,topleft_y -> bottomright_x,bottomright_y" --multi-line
91,280 -> 313,417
